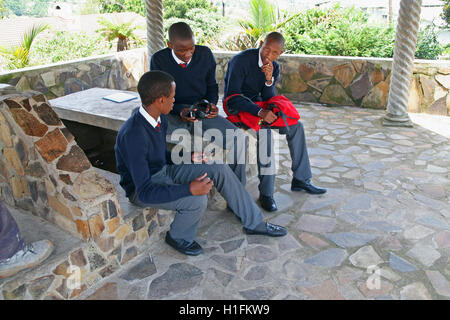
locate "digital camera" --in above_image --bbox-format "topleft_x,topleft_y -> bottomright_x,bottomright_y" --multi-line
186,99 -> 211,119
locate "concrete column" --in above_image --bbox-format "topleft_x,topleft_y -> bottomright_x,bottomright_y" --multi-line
146,0 -> 165,63
383,0 -> 422,127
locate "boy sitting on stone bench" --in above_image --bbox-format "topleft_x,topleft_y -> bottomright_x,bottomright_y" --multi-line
114,70 -> 287,256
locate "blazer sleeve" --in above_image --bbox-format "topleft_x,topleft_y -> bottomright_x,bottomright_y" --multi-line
118,129 -> 191,204
205,49 -> 219,105
224,59 -> 261,116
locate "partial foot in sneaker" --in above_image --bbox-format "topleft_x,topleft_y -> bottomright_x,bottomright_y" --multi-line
0,240 -> 54,279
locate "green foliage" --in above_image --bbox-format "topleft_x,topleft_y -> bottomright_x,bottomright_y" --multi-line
0,0 -> 10,18
4,0 -> 26,16
442,0 -> 450,26
415,25 -> 444,60
97,0 -> 145,16
281,5 -> 396,58
32,31 -> 111,65
237,0 -> 277,48
4,0 -> 51,17
0,24 -> 48,69
79,0 -> 100,15
442,44 -> 450,56
162,0 -> 215,19
96,16 -> 144,51
164,8 -> 226,45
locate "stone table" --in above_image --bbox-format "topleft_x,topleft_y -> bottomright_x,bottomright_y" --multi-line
49,88 -> 141,131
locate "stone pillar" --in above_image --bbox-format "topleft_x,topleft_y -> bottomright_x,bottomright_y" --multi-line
383,0 -> 422,127
146,0 -> 165,62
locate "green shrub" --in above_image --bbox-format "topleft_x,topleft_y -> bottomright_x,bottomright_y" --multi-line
97,0 -> 145,16
31,31 -> 112,65
163,8 -> 226,45
281,5 -> 396,58
442,0 -> 450,27
415,25 -> 444,60
162,0 -> 216,19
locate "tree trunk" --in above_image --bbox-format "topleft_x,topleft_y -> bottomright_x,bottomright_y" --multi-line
389,0 -> 393,25
117,37 -> 128,52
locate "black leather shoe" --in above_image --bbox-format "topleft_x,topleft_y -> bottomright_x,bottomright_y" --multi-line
165,232 -> 203,256
291,178 -> 327,194
259,195 -> 278,212
243,222 -> 287,237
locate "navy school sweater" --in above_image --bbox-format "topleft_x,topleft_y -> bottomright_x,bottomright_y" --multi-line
150,45 -> 219,115
114,110 -> 192,204
223,48 -> 280,116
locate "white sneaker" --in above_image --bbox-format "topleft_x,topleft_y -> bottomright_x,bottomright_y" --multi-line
0,240 -> 54,279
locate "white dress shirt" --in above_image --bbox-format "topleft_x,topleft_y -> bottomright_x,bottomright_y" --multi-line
139,106 -> 160,128
172,50 -> 191,66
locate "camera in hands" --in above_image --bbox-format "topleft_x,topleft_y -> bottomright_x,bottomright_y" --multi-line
186,99 -> 212,119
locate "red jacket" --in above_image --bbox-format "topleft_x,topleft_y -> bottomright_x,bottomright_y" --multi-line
223,94 -> 300,131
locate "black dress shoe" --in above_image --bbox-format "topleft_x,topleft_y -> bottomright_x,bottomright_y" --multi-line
259,195 -> 278,212
165,232 -> 203,256
243,222 -> 287,237
291,178 -> 327,194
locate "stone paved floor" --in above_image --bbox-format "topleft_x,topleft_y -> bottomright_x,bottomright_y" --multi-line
79,104 -> 450,300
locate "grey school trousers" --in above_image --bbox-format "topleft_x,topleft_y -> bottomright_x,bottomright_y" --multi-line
257,121 -> 313,197
166,114 -> 247,186
129,163 -> 264,243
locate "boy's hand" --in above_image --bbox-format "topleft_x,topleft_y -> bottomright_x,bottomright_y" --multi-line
189,173 -> 213,195
180,107 -> 198,122
261,63 -> 273,83
258,109 -> 277,124
206,104 -> 219,119
192,152 -> 215,163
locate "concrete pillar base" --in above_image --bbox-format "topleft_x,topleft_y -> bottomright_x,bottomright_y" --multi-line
382,113 -> 414,127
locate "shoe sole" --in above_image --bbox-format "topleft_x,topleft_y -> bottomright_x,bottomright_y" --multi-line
291,187 -> 327,194
244,230 -> 287,237
0,241 -> 54,279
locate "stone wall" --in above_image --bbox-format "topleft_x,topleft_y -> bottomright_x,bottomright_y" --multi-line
0,49 -> 148,100
214,52 -> 450,116
0,87 -> 163,299
0,48 -> 449,115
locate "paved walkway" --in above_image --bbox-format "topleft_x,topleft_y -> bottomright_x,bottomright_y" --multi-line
79,104 -> 450,300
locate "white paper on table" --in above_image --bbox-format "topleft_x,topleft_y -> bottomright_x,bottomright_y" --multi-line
102,93 -> 138,103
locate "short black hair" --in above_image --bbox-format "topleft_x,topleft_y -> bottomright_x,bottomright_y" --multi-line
264,32 -> 285,47
137,71 -> 174,107
168,22 -> 194,42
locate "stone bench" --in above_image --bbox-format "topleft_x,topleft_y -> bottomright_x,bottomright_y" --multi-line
0,88 -> 165,300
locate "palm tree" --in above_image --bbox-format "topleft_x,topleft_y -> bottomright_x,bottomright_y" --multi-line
238,0 -> 277,47
0,24 -> 48,70
96,16 -> 143,52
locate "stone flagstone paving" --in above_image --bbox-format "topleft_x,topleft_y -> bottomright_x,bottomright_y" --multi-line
79,103 -> 450,300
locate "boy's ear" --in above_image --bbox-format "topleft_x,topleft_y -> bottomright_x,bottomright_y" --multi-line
259,40 -> 264,48
167,41 -> 173,49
